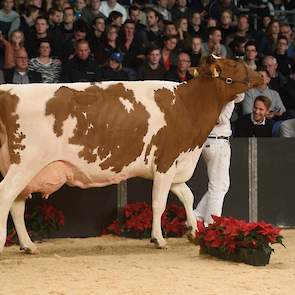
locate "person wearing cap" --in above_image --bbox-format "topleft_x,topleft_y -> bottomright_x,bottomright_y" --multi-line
193,93 -> 245,226
101,51 -> 129,80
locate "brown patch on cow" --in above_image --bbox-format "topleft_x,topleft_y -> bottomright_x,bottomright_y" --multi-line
146,80 -> 224,173
46,83 -> 150,172
0,90 -> 26,164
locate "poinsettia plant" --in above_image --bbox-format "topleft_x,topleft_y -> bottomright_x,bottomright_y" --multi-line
104,202 -> 187,238
196,216 -> 285,257
5,202 -> 65,247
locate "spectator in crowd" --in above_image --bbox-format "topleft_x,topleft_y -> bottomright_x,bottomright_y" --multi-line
137,44 -> 166,80
262,55 -> 288,92
175,17 -> 191,51
62,21 -> 88,61
171,0 -> 192,22
153,0 -> 171,21
62,39 -> 100,82
229,36 -> 246,60
107,10 -> 123,28
3,47 -> 42,83
244,40 -> 259,71
0,0 -> 20,38
274,35 -> 294,78
19,4 -> 40,41
94,24 -> 119,65
75,0 -> 87,19
81,0 -> 105,28
25,16 -> 63,58
242,70 -> 286,119
60,6 -> 76,42
165,51 -> 193,82
0,29 -> 25,69
258,20 -> 281,56
189,36 -> 204,66
219,9 -> 235,42
99,0 -> 128,22
280,23 -> 295,58
279,118 -> 295,137
28,39 -> 61,83
129,4 -> 145,32
118,20 -> 144,70
208,0 -> 239,21
101,51 -> 132,80
161,34 -> 178,71
188,11 -> 205,40
48,7 -> 63,32
235,95 -> 273,137
202,27 -> 227,57
226,15 -> 252,46
163,21 -> 177,36
142,8 -> 163,47
88,16 -> 105,52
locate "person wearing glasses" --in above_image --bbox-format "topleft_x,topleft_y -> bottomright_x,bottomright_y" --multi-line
3,48 -> 42,83
165,52 -> 193,82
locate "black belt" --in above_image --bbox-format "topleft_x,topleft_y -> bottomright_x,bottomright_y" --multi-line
208,136 -> 230,140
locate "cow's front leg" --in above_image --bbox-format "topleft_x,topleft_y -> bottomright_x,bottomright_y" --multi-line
151,171 -> 175,249
170,183 -> 196,240
10,197 -> 38,254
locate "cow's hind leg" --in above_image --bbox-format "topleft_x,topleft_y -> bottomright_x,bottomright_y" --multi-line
170,183 -> 196,241
151,171 -> 175,249
10,197 -> 38,254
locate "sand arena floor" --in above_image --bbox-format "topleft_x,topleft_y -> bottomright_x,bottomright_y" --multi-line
1,230 -> 295,295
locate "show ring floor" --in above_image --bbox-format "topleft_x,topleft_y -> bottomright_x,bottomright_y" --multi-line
1,230 -> 295,295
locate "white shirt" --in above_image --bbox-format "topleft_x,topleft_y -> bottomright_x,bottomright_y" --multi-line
209,93 -> 245,137
99,1 -> 128,22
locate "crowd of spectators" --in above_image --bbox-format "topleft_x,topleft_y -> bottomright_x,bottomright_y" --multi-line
1,0 -> 295,137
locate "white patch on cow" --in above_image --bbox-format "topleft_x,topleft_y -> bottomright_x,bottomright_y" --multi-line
119,97 -> 134,113
82,112 -> 87,119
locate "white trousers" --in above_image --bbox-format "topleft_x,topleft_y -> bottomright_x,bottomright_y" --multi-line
194,138 -> 231,225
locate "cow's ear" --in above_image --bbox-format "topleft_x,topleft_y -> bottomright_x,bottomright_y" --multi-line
209,63 -> 222,78
188,67 -> 199,78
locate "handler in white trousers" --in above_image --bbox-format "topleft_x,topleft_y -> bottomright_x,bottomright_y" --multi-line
194,93 -> 245,225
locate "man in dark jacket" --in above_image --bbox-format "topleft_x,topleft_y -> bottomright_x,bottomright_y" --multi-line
235,95 -> 273,137
62,39 -> 101,82
137,45 -> 166,80
4,48 -> 42,83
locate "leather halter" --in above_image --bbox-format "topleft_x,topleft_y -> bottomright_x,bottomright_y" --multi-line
200,60 -> 251,87
215,61 -> 251,87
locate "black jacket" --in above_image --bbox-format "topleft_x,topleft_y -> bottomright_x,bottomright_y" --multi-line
62,56 -> 102,82
235,114 -> 273,137
3,68 -> 42,83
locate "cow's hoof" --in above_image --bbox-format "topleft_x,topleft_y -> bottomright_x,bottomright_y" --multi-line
151,237 -> 168,249
187,232 -> 198,245
20,245 -> 39,255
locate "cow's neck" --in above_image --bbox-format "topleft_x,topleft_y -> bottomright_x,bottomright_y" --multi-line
176,76 -> 228,146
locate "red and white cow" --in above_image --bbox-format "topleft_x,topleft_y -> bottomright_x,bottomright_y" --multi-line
0,58 -> 263,253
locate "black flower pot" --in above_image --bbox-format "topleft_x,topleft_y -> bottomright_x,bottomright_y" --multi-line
202,247 -> 271,266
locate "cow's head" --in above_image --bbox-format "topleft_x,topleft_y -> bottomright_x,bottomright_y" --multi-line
195,56 -> 263,100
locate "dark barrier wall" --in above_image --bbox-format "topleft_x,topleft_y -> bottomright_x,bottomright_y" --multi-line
26,138 -> 295,238
258,139 -> 295,226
